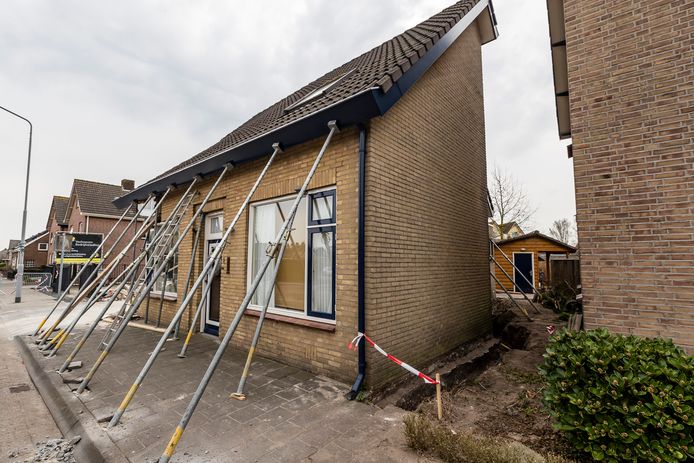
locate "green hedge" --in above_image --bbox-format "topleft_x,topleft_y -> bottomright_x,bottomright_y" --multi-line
539,329 -> 693,462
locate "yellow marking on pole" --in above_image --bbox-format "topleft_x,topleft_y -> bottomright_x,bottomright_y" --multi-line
48,329 -> 65,347
55,331 -> 69,350
35,318 -> 47,333
183,328 -> 194,346
163,426 -> 184,458
240,346 -> 255,379
119,383 -> 140,411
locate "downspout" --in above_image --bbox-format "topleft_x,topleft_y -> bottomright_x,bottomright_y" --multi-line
346,124 -> 367,400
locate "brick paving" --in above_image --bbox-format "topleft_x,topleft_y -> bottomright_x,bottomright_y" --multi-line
27,323 -> 425,462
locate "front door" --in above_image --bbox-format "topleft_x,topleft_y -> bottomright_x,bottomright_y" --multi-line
203,213 -> 223,336
513,252 -> 534,294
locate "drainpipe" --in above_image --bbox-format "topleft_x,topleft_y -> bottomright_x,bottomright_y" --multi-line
346,124 -> 367,400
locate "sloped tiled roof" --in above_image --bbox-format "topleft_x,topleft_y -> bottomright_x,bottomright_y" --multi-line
154,0 -> 484,181
8,239 -> 19,250
24,230 -> 49,246
69,180 -> 136,219
47,195 -> 69,227
497,230 -> 576,252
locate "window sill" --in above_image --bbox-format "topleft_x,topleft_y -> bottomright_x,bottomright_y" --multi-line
244,309 -> 335,332
148,292 -> 177,302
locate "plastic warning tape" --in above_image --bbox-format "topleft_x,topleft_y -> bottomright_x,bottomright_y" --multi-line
348,332 -> 439,384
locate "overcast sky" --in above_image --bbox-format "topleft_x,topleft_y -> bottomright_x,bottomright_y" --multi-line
0,0 -> 574,249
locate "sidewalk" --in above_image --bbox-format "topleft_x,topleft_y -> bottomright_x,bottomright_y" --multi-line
0,280 -> 62,461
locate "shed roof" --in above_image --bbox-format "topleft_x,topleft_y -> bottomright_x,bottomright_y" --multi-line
496,230 -> 576,252
115,0 -> 497,207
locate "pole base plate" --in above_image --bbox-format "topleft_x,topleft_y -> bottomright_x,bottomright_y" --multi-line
229,392 -> 246,401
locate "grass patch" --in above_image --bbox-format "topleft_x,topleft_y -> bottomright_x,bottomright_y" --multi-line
404,413 -> 574,463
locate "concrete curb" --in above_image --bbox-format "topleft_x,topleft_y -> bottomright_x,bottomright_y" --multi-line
14,336 -> 130,463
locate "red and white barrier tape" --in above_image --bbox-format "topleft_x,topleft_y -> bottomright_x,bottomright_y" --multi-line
348,332 -> 439,385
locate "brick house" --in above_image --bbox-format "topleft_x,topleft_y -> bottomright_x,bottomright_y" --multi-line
547,0 -> 694,352
9,230 -> 50,269
46,195 -> 69,265
59,179 -> 144,286
115,0 -> 498,386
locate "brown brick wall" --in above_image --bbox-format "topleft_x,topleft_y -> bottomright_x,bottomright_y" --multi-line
23,234 -> 50,268
364,22 -> 491,386
564,0 -> 694,352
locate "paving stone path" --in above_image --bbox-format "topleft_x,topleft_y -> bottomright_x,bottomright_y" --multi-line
29,324 -> 428,462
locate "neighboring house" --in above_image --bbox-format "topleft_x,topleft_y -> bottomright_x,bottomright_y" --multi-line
46,195 -> 69,265
6,239 -> 19,269
492,231 -> 576,294
8,231 -> 50,269
0,248 -> 10,268
60,179 -> 144,285
115,0 -> 498,386
546,1 -> 694,352
489,220 -> 524,241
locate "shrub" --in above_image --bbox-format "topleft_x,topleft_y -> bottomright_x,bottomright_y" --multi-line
539,328 -> 694,462
538,281 -> 581,315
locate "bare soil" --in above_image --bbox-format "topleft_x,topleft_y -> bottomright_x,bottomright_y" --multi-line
413,303 -> 582,460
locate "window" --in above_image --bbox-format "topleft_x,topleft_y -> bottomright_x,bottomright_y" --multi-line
146,224 -> 178,296
26,259 -> 35,268
38,243 -> 48,251
248,189 -> 336,321
284,70 -> 355,112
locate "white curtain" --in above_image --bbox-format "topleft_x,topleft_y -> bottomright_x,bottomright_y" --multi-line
311,231 -> 333,314
252,204 -> 276,306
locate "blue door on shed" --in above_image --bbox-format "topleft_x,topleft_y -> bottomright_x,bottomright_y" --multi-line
513,253 -> 534,294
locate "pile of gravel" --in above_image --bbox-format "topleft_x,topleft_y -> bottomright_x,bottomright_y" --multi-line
8,437 -> 79,463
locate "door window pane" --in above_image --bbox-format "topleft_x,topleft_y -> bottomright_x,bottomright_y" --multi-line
310,194 -> 334,223
310,230 -> 334,315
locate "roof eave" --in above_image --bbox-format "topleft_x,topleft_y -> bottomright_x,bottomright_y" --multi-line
547,0 -> 571,139
114,0 -> 498,208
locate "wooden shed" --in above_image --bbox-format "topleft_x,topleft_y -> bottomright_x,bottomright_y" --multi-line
492,231 -> 576,293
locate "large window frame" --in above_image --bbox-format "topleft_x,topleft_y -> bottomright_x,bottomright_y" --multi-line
147,224 -> 179,299
246,187 -> 337,324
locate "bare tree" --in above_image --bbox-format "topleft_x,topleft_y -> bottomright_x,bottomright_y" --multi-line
488,166 -> 535,238
549,218 -> 576,245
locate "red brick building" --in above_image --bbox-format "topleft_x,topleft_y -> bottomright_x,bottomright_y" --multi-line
117,0 -> 498,386
547,0 -> 694,352
8,230 -> 50,269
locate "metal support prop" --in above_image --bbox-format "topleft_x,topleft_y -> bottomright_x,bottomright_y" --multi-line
158,121 -> 337,462
490,257 -> 541,313
108,143 -> 284,426
177,259 -> 217,358
172,222 -> 202,340
76,165 -> 231,393
40,197 -> 156,351
230,235 -> 289,400
491,240 -> 542,299
155,260 -> 170,327
33,203 -> 135,336
56,186 -> 186,373
491,272 -> 532,321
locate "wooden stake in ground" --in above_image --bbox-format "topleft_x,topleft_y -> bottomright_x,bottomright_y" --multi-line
436,373 -> 443,420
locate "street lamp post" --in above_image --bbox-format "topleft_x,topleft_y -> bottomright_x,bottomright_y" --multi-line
0,105 -> 33,303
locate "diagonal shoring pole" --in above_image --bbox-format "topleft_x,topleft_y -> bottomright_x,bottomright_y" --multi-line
490,257 -> 540,313
158,121 -> 338,461
36,194 -> 164,346
230,235 -> 289,400
34,203 -> 135,336
491,271 -> 532,321
172,221 -> 202,340
108,143 -> 284,426
39,196 -> 156,350
56,185 -> 191,372
47,256 -> 143,357
76,164 -> 232,393
56,179 -> 199,370
177,259 -> 218,358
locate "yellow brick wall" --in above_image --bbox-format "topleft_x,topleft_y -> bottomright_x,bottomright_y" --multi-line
364,22 -> 491,387
153,128 -> 360,383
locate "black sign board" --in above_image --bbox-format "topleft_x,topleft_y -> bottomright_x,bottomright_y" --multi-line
56,233 -> 102,264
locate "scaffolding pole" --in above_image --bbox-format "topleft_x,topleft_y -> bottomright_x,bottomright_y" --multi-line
490,256 -> 540,313
177,259 -> 217,358
172,221 -> 202,340
491,240 -> 542,302
76,165 -> 232,393
39,196 -> 157,350
230,235 -> 289,400
108,143 -> 284,427
33,203 -> 135,336
491,272 -> 532,321
55,184 -> 195,372
158,121 -> 337,462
